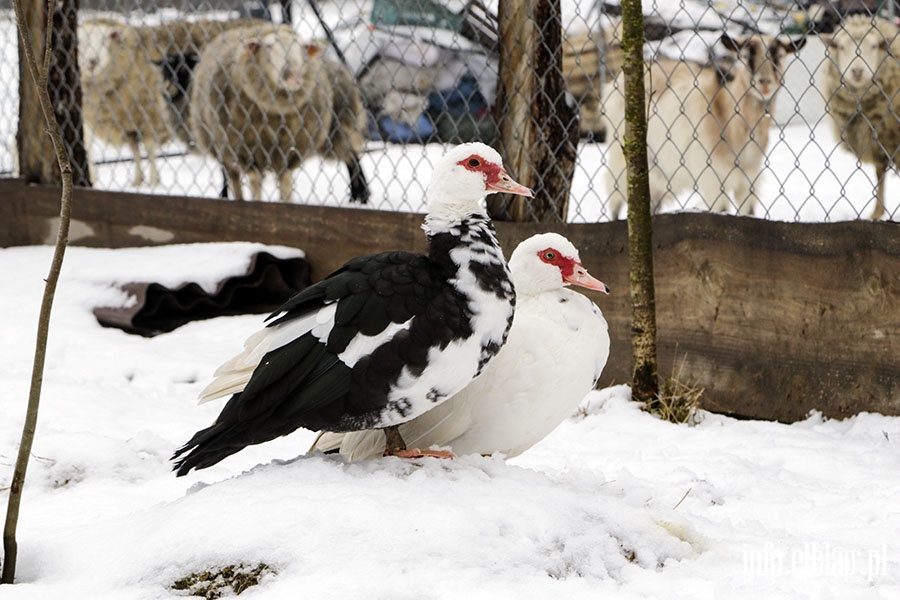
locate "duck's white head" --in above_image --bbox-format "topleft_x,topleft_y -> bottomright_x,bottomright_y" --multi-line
509,233 -> 610,296
425,143 -> 533,222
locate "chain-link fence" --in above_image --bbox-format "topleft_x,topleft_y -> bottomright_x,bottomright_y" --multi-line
1,0 -> 898,222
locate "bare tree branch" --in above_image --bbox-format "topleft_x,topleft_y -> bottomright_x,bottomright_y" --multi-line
2,0 -> 75,584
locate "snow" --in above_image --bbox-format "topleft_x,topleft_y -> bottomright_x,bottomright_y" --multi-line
2,3 -> 900,592
1,244 -> 899,599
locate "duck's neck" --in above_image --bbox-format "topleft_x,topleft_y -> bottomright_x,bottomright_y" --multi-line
426,211 -> 494,264
426,212 -> 514,305
425,209 -> 516,378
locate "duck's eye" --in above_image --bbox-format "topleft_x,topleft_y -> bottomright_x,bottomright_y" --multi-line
467,157 -> 481,168
543,251 -> 556,261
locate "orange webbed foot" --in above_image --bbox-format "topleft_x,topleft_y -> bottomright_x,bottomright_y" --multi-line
381,426 -> 455,459
384,447 -> 456,460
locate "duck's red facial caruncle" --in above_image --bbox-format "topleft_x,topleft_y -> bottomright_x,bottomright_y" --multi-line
538,247 -> 610,293
457,154 -> 533,197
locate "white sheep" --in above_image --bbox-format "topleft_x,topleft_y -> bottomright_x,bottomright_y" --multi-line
135,18 -> 267,146
603,33 -> 805,219
822,14 -> 900,220
189,23 -> 369,203
78,18 -> 174,187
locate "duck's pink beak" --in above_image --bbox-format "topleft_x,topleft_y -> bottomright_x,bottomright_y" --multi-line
565,264 -> 610,294
487,169 -> 533,197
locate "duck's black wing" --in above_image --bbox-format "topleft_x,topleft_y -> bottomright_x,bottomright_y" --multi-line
172,250 -> 470,475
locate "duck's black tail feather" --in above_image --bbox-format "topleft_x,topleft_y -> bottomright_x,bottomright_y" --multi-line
171,421 -> 249,476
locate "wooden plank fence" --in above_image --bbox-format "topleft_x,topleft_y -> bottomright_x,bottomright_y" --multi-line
2,179 -> 898,422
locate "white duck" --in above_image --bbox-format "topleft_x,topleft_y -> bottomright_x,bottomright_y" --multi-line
311,232 -> 610,460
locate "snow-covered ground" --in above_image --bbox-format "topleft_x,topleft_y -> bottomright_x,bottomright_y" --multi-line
2,5 -> 899,591
1,243 -> 898,599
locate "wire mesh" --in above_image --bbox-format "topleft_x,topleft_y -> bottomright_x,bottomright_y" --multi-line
1,0 -> 898,222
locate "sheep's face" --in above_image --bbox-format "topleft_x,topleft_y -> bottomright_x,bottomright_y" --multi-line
827,20 -> 895,91
721,34 -> 805,102
247,31 -> 311,94
78,22 -> 118,83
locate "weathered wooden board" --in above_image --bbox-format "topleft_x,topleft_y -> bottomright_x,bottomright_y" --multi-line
0,181 -> 426,281
2,179 -> 898,422
652,216 -> 900,421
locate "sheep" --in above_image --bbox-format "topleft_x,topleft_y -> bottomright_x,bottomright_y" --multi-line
189,23 -> 369,203
78,18 -> 174,187
136,18 -> 265,64
135,18 -> 266,145
603,33 -> 805,219
821,14 -> 900,220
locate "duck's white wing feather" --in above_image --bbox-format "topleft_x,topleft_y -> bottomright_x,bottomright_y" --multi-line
198,304 -> 338,403
558,292 -> 610,384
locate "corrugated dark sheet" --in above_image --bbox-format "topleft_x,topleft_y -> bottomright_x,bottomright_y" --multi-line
93,251 -> 310,336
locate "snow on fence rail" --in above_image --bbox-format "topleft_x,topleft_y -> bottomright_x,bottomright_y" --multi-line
1,0 -> 899,222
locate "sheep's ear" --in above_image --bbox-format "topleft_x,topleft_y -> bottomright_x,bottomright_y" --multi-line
719,33 -> 742,53
243,39 -> 262,57
305,43 -> 323,57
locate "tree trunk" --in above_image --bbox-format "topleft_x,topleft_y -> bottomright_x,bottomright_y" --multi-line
490,0 -> 578,222
620,0 -> 659,404
17,0 -> 89,186
49,0 -> 90,186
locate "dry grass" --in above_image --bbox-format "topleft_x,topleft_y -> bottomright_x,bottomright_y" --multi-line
172,563 -> 274,598
643,359 -> 705,426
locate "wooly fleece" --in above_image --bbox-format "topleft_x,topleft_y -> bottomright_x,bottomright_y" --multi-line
821,15 -> 900,218
78,18 -> 173,186
189,23 -> 367,202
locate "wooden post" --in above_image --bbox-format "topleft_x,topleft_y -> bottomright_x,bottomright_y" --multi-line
620,0 -> 659,404
50,0 -> 90,187
489,0 -> 578,222
17,0 -> 89,186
